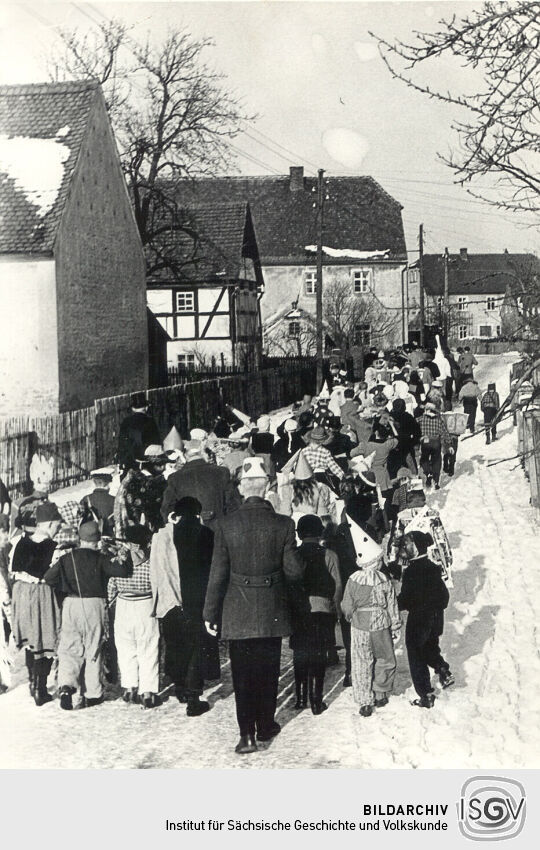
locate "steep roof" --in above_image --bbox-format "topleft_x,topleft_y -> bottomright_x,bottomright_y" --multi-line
147,202 -> 257,283
169,171 -> 407,264
416,252 -> 539,296
0,80 -> 100,254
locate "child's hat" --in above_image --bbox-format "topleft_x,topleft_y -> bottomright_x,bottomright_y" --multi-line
345,514 -> 382,569
240,457 -> 268,480
90,465 -> 115,479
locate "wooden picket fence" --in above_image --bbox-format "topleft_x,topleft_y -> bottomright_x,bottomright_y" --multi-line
0,360 -> 316,498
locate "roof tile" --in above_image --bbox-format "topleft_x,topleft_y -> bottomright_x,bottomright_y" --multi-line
0,80 -> 99,253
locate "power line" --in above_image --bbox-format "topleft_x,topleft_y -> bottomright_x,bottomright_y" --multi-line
224,141 -> 281,175
239,121 -> 320,173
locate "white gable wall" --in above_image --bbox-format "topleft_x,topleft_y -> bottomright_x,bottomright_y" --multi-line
0,256 -> 59,415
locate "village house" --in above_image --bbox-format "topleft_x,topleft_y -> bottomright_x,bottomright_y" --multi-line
173,167 -> 408,355
0,80 -> 148,416
146,203 -> 264,369
407,249 -> 539,345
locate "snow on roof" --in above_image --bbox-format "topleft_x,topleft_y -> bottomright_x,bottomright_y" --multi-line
0,80 -> 99,253
0,135 -> 70,217
305,245 -> 390,260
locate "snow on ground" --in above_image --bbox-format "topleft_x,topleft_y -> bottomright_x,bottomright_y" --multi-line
1,354 -> 539,769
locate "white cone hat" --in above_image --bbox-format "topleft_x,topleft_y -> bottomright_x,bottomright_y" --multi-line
318,380 -> 330,400
163,426 -> 184,451
346,513 -> 382,569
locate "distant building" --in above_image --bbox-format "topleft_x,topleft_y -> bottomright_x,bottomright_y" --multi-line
172,167 -> 408,354
0,80 -> 148,415
408,249 -> 539,345
146,203 -> 264,369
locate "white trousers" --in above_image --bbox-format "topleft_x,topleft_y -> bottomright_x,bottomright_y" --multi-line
114,597 -> 159,694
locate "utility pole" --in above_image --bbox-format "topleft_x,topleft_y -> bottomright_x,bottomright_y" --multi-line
315,168 -> 325,391
443,246 -> 450,340
418,223 -> 425,348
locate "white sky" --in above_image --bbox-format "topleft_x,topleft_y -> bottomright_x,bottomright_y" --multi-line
0,0 -> 538,258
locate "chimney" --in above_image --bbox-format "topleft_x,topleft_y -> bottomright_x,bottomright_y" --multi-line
289,166 -> 304,192
459,247 -> 468,261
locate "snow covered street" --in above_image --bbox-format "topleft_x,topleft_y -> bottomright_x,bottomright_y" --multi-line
1,353 -> 539,769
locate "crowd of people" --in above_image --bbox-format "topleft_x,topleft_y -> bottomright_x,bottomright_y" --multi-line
0,340 -> 502,755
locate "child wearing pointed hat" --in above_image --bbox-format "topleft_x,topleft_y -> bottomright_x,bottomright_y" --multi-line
340,515 -> 401,717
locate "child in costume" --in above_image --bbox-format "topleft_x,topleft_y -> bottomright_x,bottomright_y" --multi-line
340,516 -> 401,717
291,515 -> 342,715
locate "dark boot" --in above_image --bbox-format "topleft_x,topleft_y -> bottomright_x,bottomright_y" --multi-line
412,692 -> 435,709
374,695 -> 389,708
25,649 -> 35,696
309,670 -> 327,715
437,664 -> 455,689
235,735 -> 257,755
342,674 -> 352,688
359,704 -> 374,717
84,695 -> 105,707
59,686 -> 75,711
33,675 -> 53,706
33,658 -> 53,706
186,697 -> 210,717
141,692 -> 163,709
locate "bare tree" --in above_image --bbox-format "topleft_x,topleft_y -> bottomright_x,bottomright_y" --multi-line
500,255 -> 540,344
372,2 -> 540,217
48,19 -> 252,275
323,280 -> 400,352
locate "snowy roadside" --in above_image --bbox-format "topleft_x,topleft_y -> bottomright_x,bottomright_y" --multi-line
1,354 -> 539,770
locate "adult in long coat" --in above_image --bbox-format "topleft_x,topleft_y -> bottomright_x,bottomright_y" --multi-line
161,442 -> 240,528
203,457 -> 305,755
117,393 -> 161,472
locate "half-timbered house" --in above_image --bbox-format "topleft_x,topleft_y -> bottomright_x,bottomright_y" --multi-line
146,203 -> 264,370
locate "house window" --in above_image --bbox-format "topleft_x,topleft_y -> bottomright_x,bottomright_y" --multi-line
458,325 -> 468,340
486,296 -> 497,311
353,269 -> 371,294
479,325 -> 493,337
496,325 -> 501,336
177,354 -> 195,368
457,296 -> 468,311
436,296 -> 444,309
354,322 -> 371,346
288,321 -> 301,337
408,269 -> 418,284
305,270 -> 317,295
176,291 -> 194,312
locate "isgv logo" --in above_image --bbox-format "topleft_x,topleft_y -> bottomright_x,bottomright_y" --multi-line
458,776 -> 526,841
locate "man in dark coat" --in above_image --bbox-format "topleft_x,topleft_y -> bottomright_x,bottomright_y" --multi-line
203,457 -> 305,755
398,531 -> 453,709
161,441 -> 240,528
117,393 -> 161,473
161,497 -> 215,717
391,398 -> 422,474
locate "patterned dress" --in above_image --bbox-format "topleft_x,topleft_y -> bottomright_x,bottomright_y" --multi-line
341,567 -> 401,707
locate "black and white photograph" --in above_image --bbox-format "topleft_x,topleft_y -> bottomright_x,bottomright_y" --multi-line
0,0 -> 539,778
